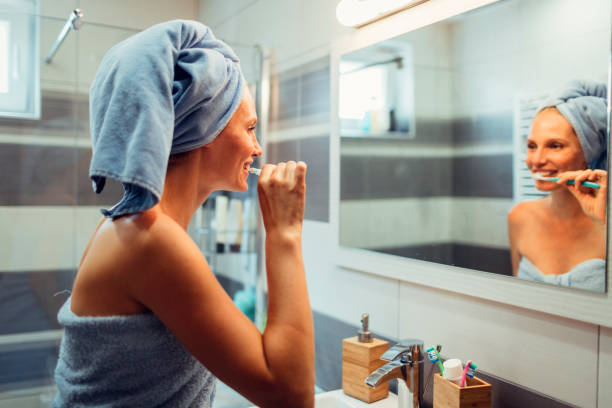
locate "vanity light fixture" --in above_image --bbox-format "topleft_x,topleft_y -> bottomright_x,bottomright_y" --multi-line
336,0 -> 428,28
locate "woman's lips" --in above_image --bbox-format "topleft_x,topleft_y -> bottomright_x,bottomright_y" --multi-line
533,171 -> 557,177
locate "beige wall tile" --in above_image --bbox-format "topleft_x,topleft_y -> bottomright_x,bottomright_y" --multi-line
78,0 -> 198,31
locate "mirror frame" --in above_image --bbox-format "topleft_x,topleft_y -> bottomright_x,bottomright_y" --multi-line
330,0 -> 612,326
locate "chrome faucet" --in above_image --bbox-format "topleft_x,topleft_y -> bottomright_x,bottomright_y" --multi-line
365,339 -> 423,408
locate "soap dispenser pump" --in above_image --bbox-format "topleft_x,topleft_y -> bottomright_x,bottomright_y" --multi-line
358,313 -> 373,342
342,313 -> 389,403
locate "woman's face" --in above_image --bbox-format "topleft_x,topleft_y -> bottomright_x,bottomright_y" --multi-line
526,108 -> 587,191
203,88 -> 262,192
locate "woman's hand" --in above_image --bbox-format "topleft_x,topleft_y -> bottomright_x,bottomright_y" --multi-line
557,169 -> 607,225
257,161 -> 307,238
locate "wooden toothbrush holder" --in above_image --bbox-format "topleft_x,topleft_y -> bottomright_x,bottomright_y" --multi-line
433,374 -> 491,408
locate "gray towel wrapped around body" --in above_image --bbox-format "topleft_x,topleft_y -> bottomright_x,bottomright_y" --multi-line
517,257 -> 605,292
53,297 -> 216,407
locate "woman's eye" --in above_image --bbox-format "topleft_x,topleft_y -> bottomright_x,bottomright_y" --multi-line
527,144 -> 535,150
551,143 -> 563,149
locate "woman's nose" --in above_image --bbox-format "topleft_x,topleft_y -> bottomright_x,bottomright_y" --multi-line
252,137 -> 263,157
529,148 -> 547,166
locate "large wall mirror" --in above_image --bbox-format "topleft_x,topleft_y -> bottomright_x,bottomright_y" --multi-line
338,0 -> 610,295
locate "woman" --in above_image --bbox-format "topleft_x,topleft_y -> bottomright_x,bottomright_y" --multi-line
52,21 -> 314,407
508,80 -> 607,292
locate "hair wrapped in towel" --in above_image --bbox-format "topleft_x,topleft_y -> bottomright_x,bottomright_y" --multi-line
89,20 -> 245,218
539,79 -> 608,170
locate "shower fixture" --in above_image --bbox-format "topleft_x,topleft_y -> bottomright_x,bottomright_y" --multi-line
45,8 -> 83,64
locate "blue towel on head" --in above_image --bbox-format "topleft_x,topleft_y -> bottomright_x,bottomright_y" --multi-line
540,79 -> 608,169
89,20 -> 245,218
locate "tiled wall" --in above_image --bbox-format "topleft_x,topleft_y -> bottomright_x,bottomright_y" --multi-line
0,0 -> 198,394
267,57 -> 330,222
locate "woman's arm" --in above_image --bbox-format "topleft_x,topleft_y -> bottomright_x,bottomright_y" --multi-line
257,161 -> 314,403
128,161 -> 313,407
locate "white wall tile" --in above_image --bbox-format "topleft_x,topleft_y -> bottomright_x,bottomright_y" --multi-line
598,326 -> 612,407
39,17 -> 78,92
0,206 -> 101,273
77,0 -> 198,31
399,282 -> 599,408
0,207 -> 76,272
200,0 -> 255,28
304,221 -> 399,339
75,24 -> 137,93
450,198 -> 513,248
74,207 -> 104,266
340,198 -> 452,248
40,0 -> 78,20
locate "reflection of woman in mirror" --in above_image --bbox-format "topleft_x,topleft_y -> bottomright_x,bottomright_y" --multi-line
508,80 -> 607,291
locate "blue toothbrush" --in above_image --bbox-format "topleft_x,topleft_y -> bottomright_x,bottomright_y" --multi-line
426,346 -> 444,376
534,174 -> 600,189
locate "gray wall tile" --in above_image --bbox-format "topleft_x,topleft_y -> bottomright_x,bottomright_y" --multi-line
452,111 -> 513,145
0,91 -> 87,135
300,136 -> 329,222
269,56 -> 330,130
0,144 -> 123,206
299,67 -> 330,118
374,243 -> 512,276
0,270 -> 74,335
76,149 -> 124,206
0,341 -> 59,391
452,154 -> 512,198
341,153 -> 512,200
341,156 -> 453,200
0,144 -> 77,205
267,136 -> 330,222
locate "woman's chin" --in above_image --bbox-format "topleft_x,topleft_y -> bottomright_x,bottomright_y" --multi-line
534,182 -> 560,192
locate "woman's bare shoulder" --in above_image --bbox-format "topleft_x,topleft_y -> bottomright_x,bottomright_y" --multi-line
78,211 -> 201,288
108,211 -> 200,266
509,200 -> 537,223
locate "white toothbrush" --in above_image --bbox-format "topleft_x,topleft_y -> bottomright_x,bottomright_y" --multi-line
249,167 -> 261,176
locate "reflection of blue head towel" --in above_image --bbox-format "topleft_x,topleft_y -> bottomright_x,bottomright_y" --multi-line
89,20 -> 245,218
53,298 -> 216,407
517,257 -> 605,292
540,80 -> 608,170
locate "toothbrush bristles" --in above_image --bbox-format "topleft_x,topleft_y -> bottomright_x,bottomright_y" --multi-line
249,167 -> 261,176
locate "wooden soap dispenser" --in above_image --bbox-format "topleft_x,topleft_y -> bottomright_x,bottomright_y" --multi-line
342,313 -> 389,403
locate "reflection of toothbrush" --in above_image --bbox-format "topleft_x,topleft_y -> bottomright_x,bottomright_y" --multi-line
249,167 -> 261,176
460,360 -> 477,387
426,346 -> 444,376
533,174 -> 600,189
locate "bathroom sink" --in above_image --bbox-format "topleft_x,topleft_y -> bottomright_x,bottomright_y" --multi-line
247,389 -> 397,407
314,390 -> 397,408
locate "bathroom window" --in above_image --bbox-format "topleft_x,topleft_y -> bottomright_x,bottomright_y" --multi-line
339,44 -> 415,139
339,62 -> 387,130
0,0 -> 40,119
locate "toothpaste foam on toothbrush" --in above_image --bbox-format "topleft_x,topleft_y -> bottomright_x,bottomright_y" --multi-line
249,167 -> 261,176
